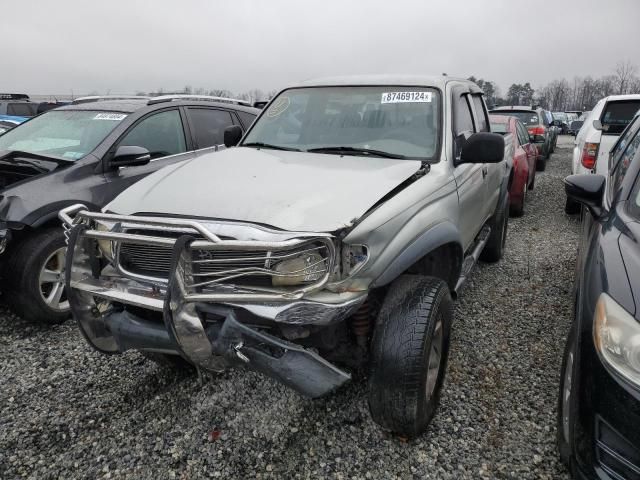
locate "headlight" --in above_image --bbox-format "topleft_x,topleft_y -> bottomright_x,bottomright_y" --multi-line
594,293 -> 640,387
95,222 -> 114,261
272,252 -> 327,286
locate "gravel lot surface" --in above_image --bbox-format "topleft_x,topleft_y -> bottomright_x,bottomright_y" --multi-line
0,137 -> 579,479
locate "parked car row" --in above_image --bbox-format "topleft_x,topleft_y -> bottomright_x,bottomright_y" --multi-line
1,76 -> 637,478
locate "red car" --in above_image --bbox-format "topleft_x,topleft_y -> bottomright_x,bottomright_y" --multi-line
489,114 -> 538,216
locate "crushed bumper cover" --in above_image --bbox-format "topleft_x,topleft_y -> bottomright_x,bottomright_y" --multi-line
65,224 -> 352,398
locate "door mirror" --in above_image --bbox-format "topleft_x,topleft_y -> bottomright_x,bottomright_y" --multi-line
459,132 -> 505,164
564,174 -> 606,217
109,145 -> 151,168
224,125 -> 243,147
593,119 -> 603,131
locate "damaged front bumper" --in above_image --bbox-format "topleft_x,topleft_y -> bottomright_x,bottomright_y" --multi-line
62,206 -> 364,398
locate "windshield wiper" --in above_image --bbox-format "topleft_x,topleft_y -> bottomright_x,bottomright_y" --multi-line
242,142 -> 301,152
0,149 -> 71,165
306,146 -> 408,159
0,158 -> 49,173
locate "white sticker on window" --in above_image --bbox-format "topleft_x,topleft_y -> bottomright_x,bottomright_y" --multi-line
93,113 -> 127,121
381,91 -> 432,104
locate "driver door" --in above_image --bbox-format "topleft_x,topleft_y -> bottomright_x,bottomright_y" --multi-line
452,89 -> 485,251
102,108 -> 196,199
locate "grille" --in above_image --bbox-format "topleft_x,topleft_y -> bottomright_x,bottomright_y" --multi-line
117,230 -> 331,291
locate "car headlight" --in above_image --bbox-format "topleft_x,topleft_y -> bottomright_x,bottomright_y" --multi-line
594,293 -> 640,388
95,222 -> 114,261
272,251 -> 327,287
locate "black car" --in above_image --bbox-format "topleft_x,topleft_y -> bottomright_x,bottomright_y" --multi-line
559,115 -> 640,479
0,95 -> 259,323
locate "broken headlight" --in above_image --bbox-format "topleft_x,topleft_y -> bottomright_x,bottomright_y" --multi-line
343,244 -> 369,278
272,251 -> 327,287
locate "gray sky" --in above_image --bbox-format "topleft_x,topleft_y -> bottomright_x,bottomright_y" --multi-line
3,0 -> 639,96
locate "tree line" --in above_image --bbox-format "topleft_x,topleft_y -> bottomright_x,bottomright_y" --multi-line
470,61 -> 640,112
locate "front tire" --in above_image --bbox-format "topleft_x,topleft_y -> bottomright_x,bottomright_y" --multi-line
5,228 -> 70,324
368,275 -> 452,437
557,324 -> 578,466
480,193 -> 508,263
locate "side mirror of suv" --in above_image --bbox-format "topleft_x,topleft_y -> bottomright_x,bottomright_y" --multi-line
224,125 -> 243,148
564,174 -> 606,218
459,132 -> 505,164
109,146 -> 151,168
593,119 -> 603,131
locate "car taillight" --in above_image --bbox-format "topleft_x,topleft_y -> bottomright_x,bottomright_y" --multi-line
581,142 -> 599,169
528,126 -> 546,136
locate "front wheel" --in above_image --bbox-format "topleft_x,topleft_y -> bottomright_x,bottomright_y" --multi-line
368,275 -> 452,437
5,228 -> 70,324
480,193 -> 508,263
557,324 -> 578,466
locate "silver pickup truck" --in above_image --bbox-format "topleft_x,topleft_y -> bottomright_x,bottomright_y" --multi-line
60,75 -> 511,437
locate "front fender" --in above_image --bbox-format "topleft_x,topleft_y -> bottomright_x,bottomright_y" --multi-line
371,221 -> 463,288
27,200 -> 102,227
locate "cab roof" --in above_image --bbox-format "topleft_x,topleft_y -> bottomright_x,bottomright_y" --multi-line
295,74 -> 480,91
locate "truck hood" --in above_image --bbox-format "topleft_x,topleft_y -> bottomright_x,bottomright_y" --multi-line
106,147 -> 423,232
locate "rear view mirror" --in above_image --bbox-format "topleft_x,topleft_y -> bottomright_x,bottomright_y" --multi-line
564,174 -> 606,218
460,132 -> 505,164
224,125 -> 243,148
110,145 -> 151,168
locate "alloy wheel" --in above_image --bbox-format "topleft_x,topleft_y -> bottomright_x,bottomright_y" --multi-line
39,247 -> 69,312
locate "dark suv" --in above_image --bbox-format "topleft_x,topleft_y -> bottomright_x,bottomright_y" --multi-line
490,106 -> 553,171
0,95 -> 259,323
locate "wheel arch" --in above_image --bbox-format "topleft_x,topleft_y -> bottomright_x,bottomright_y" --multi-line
370,221 -> 464,293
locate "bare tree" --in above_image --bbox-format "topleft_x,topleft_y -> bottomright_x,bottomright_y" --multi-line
614,61 -> 638,94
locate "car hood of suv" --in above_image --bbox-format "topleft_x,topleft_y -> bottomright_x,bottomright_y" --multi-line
106,147 -> 423,232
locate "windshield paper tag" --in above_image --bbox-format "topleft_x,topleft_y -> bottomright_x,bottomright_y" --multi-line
381,91 -> 432,104
93,113 -> 127,121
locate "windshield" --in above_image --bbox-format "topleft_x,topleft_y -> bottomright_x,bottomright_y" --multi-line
552,112 -> 567,121
0,110 -> 128,160
490,111 -> 540,126
243,86 -> 441,160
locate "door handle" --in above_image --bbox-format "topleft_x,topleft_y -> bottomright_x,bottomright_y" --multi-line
482,166 -> 488,178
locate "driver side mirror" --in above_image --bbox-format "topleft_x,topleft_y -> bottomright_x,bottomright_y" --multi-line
593,119 -> 603,131
564,174 -> 606,218
459,132 -> 505,164
109,145 -> 151,169
224,125 -> 243,148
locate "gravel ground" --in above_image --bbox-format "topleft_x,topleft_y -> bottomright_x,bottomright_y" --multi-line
0,137 -> 579,480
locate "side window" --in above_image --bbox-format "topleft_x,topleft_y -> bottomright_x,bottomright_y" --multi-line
453,94 -> 475,159
611,129 -> 640,194
237,111 -> 257,130
471,95 -> 489,132
187,108 -> 234,149
118,109 -> 186,159
516,122 -> 529,145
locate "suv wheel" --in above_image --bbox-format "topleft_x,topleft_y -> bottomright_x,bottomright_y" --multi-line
480,193 -> 508,263
557,324 -> 578,466
5,228 -> 70,324
368,275 -> 452,437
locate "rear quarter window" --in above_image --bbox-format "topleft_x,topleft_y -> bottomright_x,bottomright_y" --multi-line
7,102 -> 37,117
601,100 -> 640,135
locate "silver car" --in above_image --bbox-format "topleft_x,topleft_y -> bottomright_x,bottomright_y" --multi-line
60,75 -> 511,437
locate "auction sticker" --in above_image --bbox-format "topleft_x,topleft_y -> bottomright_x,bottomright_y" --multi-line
267,96 -> 290,117
93,113 -> 127,121
381,91 -> 432,103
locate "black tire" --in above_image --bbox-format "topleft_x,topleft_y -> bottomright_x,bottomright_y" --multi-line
536,156 -> 547,171
4,228 -> 70,324
509,183 -> 526,218
140,351 -> 195,371
557,323 -> 578,466
565,197 -> 581,215
368,275 -> 452,437
545,144 -> 552,159
480,193 -> 508,263
529,172 -> 535,191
